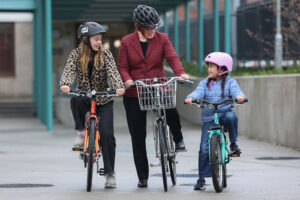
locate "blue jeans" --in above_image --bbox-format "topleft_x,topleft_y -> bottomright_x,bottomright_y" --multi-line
198,111 -> 238,178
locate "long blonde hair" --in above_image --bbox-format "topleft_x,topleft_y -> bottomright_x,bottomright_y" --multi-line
79,36 -> 104,73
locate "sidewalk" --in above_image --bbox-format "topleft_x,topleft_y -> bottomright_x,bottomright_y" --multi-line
0,117 -> 299,200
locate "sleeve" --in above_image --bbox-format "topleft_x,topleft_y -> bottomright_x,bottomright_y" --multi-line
59,49 -> 78,87
229,79 -> 245,99
117,38 -> 132,82
163,35 -> 185,76
104,49 -> 125,90
186,80 -> 206,100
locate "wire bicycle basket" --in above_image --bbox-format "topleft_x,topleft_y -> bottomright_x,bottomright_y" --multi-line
135,77 -> 178,111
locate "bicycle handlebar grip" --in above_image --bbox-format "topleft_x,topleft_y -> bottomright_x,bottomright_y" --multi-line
244,98 -> 248,102
191,99 -> 202,104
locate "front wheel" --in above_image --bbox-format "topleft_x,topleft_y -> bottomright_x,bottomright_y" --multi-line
210,134 -> 225,193
86,118 -> 96,192
158,120 -> 168,192
168,129 -> 176,185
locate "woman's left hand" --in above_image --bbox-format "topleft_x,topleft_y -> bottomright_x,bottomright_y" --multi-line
180,73 -> 190,80
116,88 -> 125,96
236,96 -> 245,103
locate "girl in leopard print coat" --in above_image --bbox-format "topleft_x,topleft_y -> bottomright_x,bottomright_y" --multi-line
60,22 -> 124,188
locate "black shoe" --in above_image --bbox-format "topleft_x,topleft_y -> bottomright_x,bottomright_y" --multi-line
230,142 -> 241,153
175,140 -> 186,152
138,179 -> 148,188
194,178 -> 205,190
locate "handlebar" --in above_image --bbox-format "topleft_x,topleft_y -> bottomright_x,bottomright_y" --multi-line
129,77 -> 193,88
68,89 -> 117,98
185,98 -> 248,107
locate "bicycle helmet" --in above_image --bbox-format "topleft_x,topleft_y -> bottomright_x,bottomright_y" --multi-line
77,22 -> 106,39
204,52 -> 233,76
133,5 -> 160,28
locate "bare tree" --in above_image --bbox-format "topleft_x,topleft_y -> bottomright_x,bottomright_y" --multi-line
246,0 -> 300,60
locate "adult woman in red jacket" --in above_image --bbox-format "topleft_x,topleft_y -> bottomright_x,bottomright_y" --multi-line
118,5 -> 190,188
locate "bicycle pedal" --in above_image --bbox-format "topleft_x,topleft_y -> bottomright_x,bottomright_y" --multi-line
231,152 -> 241,157
150,162 -> 161,167
98,168 -> 105,176
72,147 -> 83,151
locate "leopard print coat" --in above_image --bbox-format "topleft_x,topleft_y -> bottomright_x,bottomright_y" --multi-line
60,47 -> 124,105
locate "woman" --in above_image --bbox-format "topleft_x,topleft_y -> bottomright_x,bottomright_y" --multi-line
118,5 -> 190,188
60,22 -> 124,188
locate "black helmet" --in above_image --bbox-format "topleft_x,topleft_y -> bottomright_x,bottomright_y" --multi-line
133,5 -> 160,28
77,22 -> 106,39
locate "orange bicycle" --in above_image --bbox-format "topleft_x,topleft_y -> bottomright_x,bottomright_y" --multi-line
69,89 -> 116,192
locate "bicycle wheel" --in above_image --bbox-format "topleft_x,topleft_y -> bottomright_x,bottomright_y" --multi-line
223,163 -> 227,188
86,118 -> 96,192
210,134 -> 225,193
158,120 -> 168,192
168,128 -> 176,185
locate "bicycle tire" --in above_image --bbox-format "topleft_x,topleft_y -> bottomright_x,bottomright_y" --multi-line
158,120 -> 168,192
168,131 -> 176,185
223,163 -> 227,188
86,118 -> 96,192
210,134 -> 224,193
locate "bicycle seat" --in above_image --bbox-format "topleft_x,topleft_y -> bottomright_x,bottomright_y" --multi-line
208,125 -> 222,131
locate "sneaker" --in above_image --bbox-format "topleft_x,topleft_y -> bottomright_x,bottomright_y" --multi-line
73,134 -> 85,148
230,142 -> 241,153
105,174 -> 116,188
175,139 -> 186,152
194,178 -> 205,190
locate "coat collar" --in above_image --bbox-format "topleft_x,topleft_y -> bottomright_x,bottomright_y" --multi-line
131,31 -> 157,59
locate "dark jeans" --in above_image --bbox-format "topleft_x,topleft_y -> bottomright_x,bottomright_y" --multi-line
198,111 -> 238,178
123,97 -> 183,180
70,96 -> 116,174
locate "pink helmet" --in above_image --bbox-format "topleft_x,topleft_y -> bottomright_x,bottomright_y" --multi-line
204,52 -> 233,76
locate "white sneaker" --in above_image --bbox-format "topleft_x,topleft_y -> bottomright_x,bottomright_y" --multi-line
73,134 -> 85,148
105,174 -> 116,188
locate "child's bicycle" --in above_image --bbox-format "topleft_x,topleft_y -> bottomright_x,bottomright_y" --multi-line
68,89 -> 117,192
187,97 -> 248,192
131,77 -> 193,192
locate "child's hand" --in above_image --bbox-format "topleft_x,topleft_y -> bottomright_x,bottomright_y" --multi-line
116,88 -> 125,96
185,98 -> 193,105
236,96 -> 245,103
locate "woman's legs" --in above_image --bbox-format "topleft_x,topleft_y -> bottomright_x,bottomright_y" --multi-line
70,96 -> 90,130
97,101 -> 116,175
123,97 -> 148,181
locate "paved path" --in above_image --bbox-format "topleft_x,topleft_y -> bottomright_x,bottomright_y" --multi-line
0,118 -> 299,200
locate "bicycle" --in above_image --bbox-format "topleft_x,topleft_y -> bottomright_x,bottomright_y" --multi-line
68,89 -> 116,192
187,98 -> 248,193
131,77 -> 193,192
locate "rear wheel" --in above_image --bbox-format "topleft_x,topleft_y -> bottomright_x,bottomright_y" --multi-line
210,134 -> 225,193
158,120 -> 168,192
86,119 -> 96,192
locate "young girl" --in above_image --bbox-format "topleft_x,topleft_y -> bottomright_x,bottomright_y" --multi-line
185,52 -> 246,190
60,22 -> 124,188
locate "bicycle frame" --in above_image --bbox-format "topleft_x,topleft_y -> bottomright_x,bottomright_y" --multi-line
83,97 -> 100,160
207,112 -> 231,165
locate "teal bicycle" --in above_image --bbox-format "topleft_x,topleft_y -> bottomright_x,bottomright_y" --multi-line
189,98 -> 247,192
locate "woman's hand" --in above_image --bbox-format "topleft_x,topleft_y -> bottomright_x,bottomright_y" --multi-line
60,85 -> 70,94
116,88 -> 125,96
180,73 -> 190,80
124,79 -> 133,88
236,96 -> 245,103
185,98 -> 193,105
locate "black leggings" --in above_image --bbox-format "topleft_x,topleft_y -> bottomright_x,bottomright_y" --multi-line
123,96 -> 183,180
70,96 -> 116,174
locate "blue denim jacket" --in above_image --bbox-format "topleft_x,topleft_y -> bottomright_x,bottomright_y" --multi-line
186,77 -> 245,122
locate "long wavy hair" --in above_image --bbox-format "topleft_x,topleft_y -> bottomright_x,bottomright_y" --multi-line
79,36 -> 104,73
